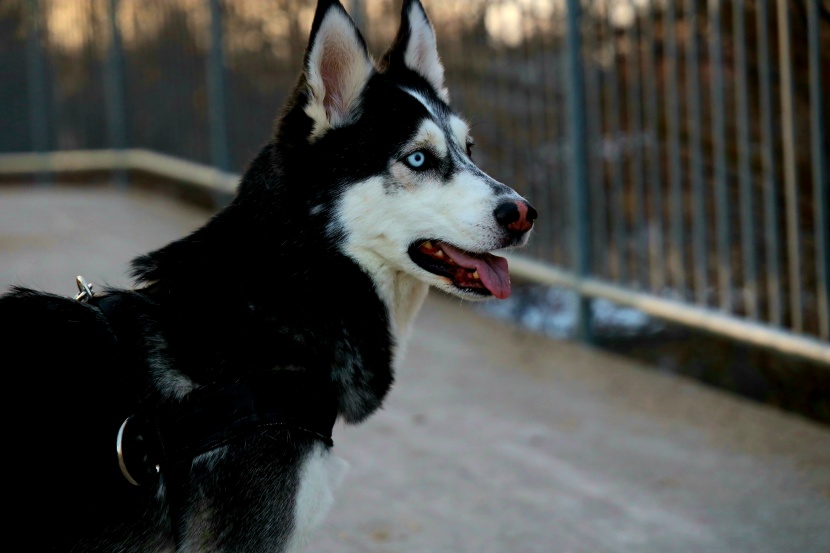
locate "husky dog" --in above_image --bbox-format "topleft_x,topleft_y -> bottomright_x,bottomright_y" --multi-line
0,0 -> 536,551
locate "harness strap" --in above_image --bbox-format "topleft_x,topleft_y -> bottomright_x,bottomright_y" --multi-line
73,278 -> 340,549
120,376 -> 337,485
86,289 -> 338,481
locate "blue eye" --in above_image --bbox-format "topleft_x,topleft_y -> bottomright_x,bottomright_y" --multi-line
405,151 -> 427,169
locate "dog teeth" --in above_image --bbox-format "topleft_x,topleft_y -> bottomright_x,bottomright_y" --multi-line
472,270 -> 480,279
423,241 -> 434,250
435,250 -> 445,258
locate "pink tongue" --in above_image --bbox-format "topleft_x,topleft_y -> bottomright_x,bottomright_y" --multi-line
438,242 -> 511,299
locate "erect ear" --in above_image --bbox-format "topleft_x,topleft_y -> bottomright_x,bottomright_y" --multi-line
382,0 -> 448,102
303,0 -> 374,141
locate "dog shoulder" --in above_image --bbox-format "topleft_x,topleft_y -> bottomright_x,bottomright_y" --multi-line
0,286 -> 117,353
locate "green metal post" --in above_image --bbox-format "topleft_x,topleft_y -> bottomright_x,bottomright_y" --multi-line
565,0 -> 593,343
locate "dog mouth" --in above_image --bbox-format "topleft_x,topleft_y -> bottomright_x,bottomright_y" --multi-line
407,239 -> 511,299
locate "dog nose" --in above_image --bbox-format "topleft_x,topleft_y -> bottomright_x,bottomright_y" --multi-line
494,200 -> 537,233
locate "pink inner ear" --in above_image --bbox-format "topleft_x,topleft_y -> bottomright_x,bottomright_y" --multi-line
319,42 -> 349,119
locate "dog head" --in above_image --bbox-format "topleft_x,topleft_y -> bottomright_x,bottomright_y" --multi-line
282,0 -> 537,301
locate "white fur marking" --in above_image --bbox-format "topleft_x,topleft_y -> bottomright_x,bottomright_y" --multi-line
284,444 -> 349,553
409,119 -> 447,159
449,115 -> 471,150
333,169 -> 510,346
401,86 -> 438,120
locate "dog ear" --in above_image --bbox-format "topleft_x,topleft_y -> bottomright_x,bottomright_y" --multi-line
303,0 -> 374,140
381,0 -> 448,102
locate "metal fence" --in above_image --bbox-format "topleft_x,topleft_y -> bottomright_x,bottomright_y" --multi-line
0,0 -> 827,363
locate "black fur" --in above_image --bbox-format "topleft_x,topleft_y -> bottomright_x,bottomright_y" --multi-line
0,1 -> 525,551
1,115 -> 396,553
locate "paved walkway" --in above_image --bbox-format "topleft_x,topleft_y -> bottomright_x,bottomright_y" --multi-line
1,184 -> 829,553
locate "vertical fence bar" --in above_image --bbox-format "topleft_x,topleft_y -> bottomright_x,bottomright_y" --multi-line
733,0 -> 757,319
684,0 -> 707,305
807,0 -> 828,340
207,0 -> 231,205
756,0 -> 782,326
583,5 -> 608,280
604,4 -> 627,285
550,8 -> 568,267
775,0 -> 802,333
708,0 -> 731,312
565,0 -> 593,342
664,0 -> 685,296
556,8 -> 570,269
539,4 -> 560,266
105,0 -> 128,189
521,5 -> 540,260
642,0 -> 665,293
626,0 -> 647,289
494,21 -> 517,211
26,0 -> 50,185
532,10 -> 549,264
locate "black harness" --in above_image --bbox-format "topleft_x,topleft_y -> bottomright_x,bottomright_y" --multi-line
117,374 -> 338,486
75,276 -> 338,487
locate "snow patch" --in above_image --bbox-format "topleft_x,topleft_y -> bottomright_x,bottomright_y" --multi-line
477,284 -> 666,339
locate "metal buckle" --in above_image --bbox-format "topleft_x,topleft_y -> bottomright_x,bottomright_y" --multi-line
74,275 -> 94,302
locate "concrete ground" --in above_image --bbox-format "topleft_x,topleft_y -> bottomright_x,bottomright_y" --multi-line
1,183 -> 829,553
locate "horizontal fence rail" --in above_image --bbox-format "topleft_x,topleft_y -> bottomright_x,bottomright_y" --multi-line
0,0 -> 828,364
0,149 -> 237,193
2,147 -> 828,366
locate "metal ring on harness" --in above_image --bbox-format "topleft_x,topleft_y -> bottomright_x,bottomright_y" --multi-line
116,417 -> 141,486
116,416 -> 159,486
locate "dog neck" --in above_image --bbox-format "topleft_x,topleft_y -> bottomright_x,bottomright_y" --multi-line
375,266 -> 429,363
337,243 -> 428,360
